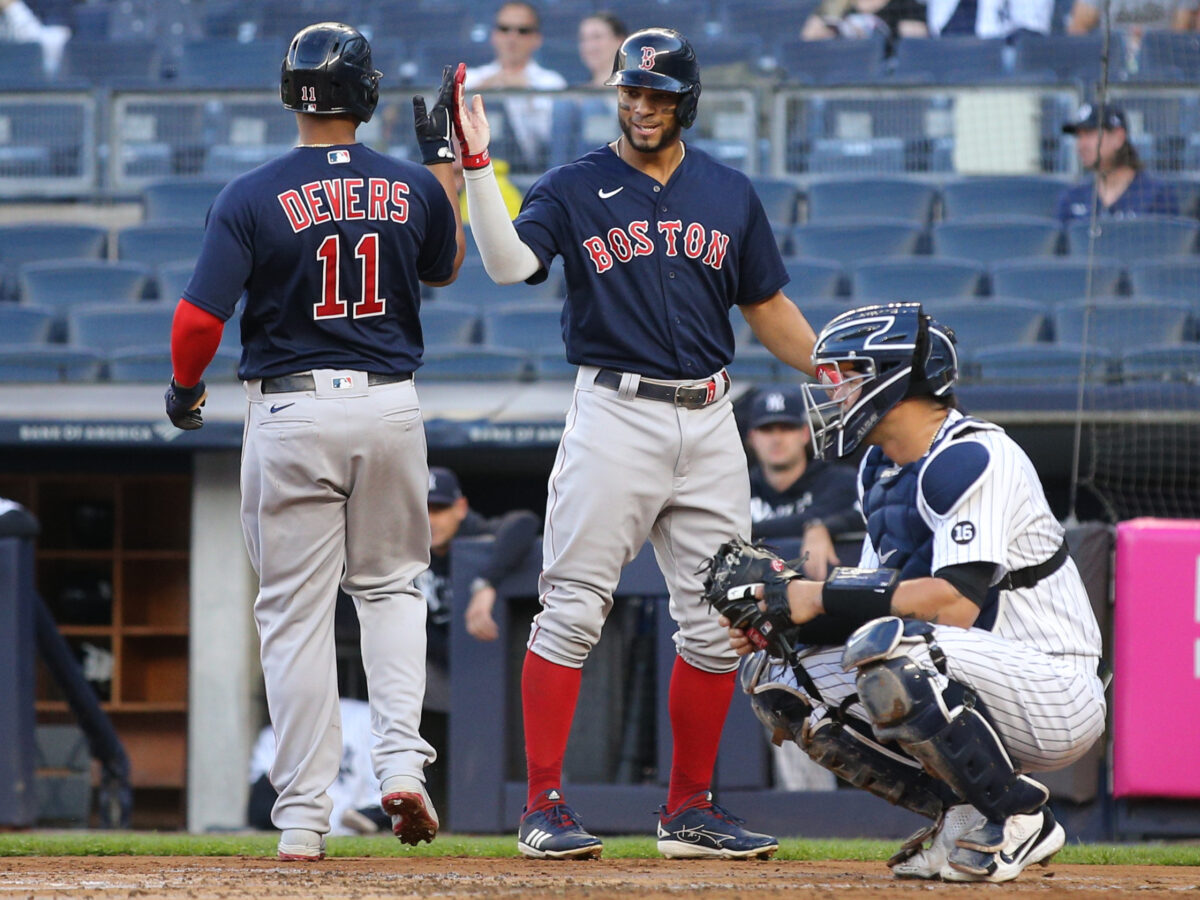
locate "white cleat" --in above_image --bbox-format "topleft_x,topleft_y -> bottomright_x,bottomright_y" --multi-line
889,804 -> 985,879
277,828 -> 326,861
945,807 -> 1066,883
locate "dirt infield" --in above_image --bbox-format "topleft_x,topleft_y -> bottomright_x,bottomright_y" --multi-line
2,857 -> 1197,899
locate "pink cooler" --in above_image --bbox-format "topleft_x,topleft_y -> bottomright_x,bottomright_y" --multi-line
1113,518 -> 1200,798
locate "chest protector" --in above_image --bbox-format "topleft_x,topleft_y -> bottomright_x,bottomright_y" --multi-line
861,415 -> 991,579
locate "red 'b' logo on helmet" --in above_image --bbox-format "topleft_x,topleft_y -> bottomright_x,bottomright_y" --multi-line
771,560 -> 784,572
640,46 -> 657,69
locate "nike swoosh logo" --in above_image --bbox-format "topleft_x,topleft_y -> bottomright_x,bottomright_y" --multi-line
880,548 -> 898,564
269,403 -> 295,414
598,187 -> 623,199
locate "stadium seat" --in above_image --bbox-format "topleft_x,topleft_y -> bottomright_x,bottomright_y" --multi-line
1137,31 -> 1200,82
806,138 -> 906,175
1128,257 -> 1200,306
420,344 -> 532,382
142,179 -> 225,225
782,258 -> 844,299
891,37 -> 1008,83
254,0 -> 359,39
0,345 -> 103,383
1160,176 -> 1200,218
1065,216 -> 1200,263
0,43 -> 46,86
789,299 -> 846,333
535,38 -> 591,85
790,219 -> 923,265
203,145 -> 293,179
0,307 -> 53,344
805,178 -> 937,223
852,258 -> 984,302
19,261 -> 150,309
1011,33 -> 1121,83
117,224 -> 205,268
1113,95 -> 1200,172
749,177 -> 801,227
176,39 -> 288,88
931,217 -> 1062,265
1120,344 -> 1200,382
990,258 -> 1124,303
420,302 -> 481,347
482,302 -> 564,355
971,342 -> 1113,384
1053,299 -> 1192,354
67,305 -> 175,354
778,34 -> 887,84
531,353 -> 577,381
0,224 -> 107,266
62,40 -> 160,84
932,300 -> 1049,357
940,177 -> 1071,220
728,345 -> 789,383
157,261 -> 195,303
428,259 -> 551,305
108,346 -> 241,383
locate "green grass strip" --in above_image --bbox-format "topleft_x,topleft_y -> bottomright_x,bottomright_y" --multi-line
1,833 -> 1199,865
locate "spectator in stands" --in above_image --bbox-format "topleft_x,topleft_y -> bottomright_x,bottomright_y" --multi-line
464,2 -> 567,169
577,12 -> 627,87
0,0 -> 70,76
1056,103 -> 1179,223
802,0 -> 928,42
1068,0 -> 1198,63
743,385 -> 861,792
926,0 -> 1052,37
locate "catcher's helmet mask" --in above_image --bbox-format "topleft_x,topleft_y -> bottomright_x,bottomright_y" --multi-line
802,302 -> 958,460
605,27 -> 702,128
281,22 -> 382,124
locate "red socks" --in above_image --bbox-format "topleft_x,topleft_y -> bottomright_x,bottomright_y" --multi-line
666,656 -> 736,813
521,649 -> 582,810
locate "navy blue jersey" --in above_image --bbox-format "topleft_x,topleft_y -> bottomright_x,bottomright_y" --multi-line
749,459 -> 862,541
184,143 -> 457,380
514,143 -> 788,380
1056,170 -> 1179,223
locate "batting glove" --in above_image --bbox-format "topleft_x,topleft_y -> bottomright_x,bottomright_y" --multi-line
452,62 -> 491,169
164,378 -> 207,430
412,64 -> 456,166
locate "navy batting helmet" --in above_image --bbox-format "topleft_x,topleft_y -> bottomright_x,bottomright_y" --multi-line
802,303 -> 958,460
605,27 -> 701,128
281,22 -> 381,123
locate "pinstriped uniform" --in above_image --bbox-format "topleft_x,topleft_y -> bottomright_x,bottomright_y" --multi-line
760,409 -> 1106,773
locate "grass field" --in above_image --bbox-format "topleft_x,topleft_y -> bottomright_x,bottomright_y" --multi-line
2,832 -> 1198,865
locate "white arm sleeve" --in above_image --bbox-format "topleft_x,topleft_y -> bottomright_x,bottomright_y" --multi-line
463,163 -> 542,285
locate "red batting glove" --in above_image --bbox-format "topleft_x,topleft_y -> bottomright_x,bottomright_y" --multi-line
452,62 -> 491,169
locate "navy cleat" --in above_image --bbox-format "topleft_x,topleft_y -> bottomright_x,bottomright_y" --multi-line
656,792 -> 778,860
517,790 -> 604,860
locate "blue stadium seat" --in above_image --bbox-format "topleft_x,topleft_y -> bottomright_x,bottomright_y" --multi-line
989,258 -> 1124,303
1128,257 -> 1200,307
932,300 -> 1049,357
1011,33 -> 1121,83
729,345 -> 789,383
117,224 -> 205,268
690,33 -> 766,69
421,344 -> 532,382
749,177 -> 801,227
536,38 -> 592,85
0,43 -> 47,86
782,258 -> 844,299
852,258 -> 984,302
420,302 -> 480,347
531,353 -> 577,381
67,304 -> 175,354
778,34 -> 886,84
176,39 -> 288,88
971,342 -> 1113,384
0,345 -> 103,382
0,224 -> 107,265
62,40 -> 160,83
791,299 -> 847,333
255,0 -> 359,39
806,138 -> 906,175
482,302 -> 564,355
20,261 -> 150,308
940,177 -> 1071,220
1112,95 -> 1200,171
428,259 -> 551,305
1053,299 -> 1192,354
891,37 -> 1008,83
0,307 -> 54,344
1137,31 -> 1200,81
1065,216 -> 1199,263
203,144 -> 293,179
1120,344 -> 1200,382
1160,176 -> 1200,218
719,0 -> 818,45
805,178 -> 938,223
791,219 -> 923,265
803,95 -> 945,142
931,217 -> 1062,265
157,261 -> 195,302
108,346 -> 241,383
142,179 -> 225,225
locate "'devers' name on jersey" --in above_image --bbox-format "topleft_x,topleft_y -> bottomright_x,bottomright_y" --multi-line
278,178 -> 413,233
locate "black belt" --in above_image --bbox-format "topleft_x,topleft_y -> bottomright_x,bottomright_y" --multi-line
593,368 -> 730,410
261,371 -> 413,394
998,539 -> 1069,591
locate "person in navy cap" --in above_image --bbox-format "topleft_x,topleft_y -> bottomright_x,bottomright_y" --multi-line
1056,103 -> 1179,223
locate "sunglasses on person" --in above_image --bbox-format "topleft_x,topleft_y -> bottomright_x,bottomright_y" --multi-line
495,23 -> 538,34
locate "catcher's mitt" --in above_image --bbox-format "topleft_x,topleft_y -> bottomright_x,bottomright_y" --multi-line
699,537 -> 803,661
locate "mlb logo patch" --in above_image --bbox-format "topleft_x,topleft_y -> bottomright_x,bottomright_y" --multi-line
331,376 -> 355,389
328,149 -> 351,164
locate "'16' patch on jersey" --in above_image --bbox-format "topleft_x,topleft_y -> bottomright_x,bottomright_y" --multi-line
951,521 -> 976,544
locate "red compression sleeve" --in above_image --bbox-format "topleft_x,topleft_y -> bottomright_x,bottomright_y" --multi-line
666,657 -> 736,812
170,299 -> 224,387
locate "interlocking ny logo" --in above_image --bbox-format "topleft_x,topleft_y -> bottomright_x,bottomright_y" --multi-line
640,46 -> 657,69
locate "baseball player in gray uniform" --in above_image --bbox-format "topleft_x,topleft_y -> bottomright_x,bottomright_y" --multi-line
721,303 -> 1106,883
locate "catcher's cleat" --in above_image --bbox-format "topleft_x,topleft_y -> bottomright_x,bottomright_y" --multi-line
944,807 -> 1065,883
656,791 -> 778,860
518,790 -> 603,860
381,775 -> 439,845
277,828 -> 326,861
889,804 -> 985,879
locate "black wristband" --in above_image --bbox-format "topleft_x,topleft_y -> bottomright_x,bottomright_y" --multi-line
821,566 -> 898,625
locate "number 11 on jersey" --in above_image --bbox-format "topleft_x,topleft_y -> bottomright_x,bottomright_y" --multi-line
314,232 -> 385,320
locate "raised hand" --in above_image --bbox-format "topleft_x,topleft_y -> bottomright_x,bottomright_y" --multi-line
451,62 -> 491,169
412,64 -> 456,165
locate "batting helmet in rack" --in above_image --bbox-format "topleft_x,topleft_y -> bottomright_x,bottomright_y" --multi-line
605,27 -> 702,128
281,22 -> 382,124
